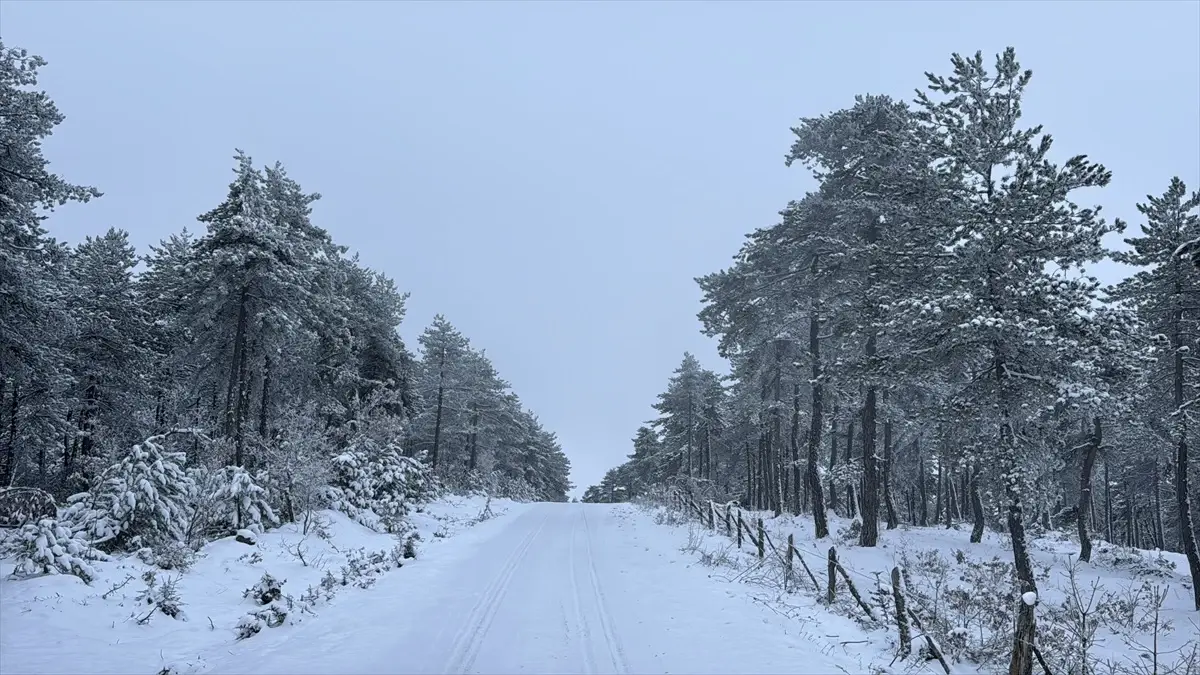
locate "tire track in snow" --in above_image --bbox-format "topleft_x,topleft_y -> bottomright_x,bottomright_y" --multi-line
568,508 -> 597,674
581,507 -> 631,674
442,511 -> 549,675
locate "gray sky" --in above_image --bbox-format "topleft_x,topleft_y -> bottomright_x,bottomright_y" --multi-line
4,0 -> 1198,496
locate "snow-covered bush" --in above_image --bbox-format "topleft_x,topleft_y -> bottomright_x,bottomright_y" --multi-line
243,572 -> 285,605
326,438 -> 432,531
1091,542 -> 1178,579
0,487 -> 57,528
235,601 -> 290,640
61,434 -> 194,552
135,571 -> 186,622
208,466 -> 279,536
237,573 -> 292,639
136,541 -> 196,571
7,517 -> 108,584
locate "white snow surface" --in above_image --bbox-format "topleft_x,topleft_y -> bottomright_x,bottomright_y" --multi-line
2,500 -> 865,674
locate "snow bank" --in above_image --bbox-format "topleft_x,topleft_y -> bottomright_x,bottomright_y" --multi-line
644,501 -> 1199,674
0,495 -> 528,675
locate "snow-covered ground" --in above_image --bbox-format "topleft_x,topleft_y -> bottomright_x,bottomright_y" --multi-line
5,497 -> 1194,674
0,495 -> 529,675
657,501 -> 1200,674
3,501 -> 866,675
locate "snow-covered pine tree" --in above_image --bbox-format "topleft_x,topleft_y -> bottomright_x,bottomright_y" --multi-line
900,48 -> 1121,674
63,228 -> 152,489
62,433 -> 195,551
1110,177 -> 1200,610
0,41 -> 100,490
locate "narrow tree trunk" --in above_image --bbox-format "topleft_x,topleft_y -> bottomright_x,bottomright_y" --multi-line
935,454 -> 944,529
828,410 -> 840,512
225,286 -> 250,439
846,419 -> 857,519
1153,463 -> 1166,550
1171,271 -> 1200,608
1078,417 -> 1101,562
1104,461 -> 1113,543
861,382 -> 879,546
467,409 -> 480,471
808,298 -> 829,538
917,436 -> 929,526
791,383 -> 803,516
882,393 -> 897,530
686,394 -> 695,478
258,354 -> 272,439
970,464 -> 985,543
1003,421 -> 1038,675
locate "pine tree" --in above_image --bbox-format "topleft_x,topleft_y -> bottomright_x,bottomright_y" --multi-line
1110,177 -> 1200,610
0,42 -> 100,489
902,49 -> 1120,674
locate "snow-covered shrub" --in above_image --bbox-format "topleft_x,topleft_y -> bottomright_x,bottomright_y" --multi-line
261,405 -> 331,523
208,466 -> 279,536
326,439 -> 432,531
235,601 -> 290,640
243,572 -> 285,605
237,573 -> 293,638
1091,542 -> 1177,579
135,571 -> 186,622
136,541 -> 196,571
7,517 -> 108,584
61,434 -> 194,551
0,487 -> 57,528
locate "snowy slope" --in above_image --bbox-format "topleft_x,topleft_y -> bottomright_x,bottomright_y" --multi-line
0,496 -> 529,675
659,500 -> 1200,674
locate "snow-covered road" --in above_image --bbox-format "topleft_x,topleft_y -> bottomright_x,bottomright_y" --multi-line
209,503 -> 857,675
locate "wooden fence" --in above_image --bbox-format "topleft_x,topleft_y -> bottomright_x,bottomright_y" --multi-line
667,491 -> 951,674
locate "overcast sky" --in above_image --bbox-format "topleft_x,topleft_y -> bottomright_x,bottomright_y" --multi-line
4,0 -> 1198,496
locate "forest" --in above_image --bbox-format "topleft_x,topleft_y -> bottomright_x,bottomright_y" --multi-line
0,39 -> 572,553
584,48 -> 1200,673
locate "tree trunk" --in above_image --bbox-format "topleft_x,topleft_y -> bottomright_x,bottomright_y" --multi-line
1003,421 -> 1038,675
468,409 -> 480,472
258,354 -> 272,439
860,380 -> 879,546
917,436 -> 928,526
846,420 -> 856,519
882,393 -> 897,530
791,383 -> 803,516
970,464 -> 985,543
1104,461 -> 1113,543
808,298 -> 829,538
828,409 -> 840,513
434,355 -> 448,470
1078,417 -> 1101,562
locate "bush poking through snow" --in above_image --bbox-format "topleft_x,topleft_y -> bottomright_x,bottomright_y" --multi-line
235,601 -> 290,640
237,573 -> 293,639
135,571 -> 186,623
136,541 -> 196,571
244,573 -> 285,606
8,517 -> 108,584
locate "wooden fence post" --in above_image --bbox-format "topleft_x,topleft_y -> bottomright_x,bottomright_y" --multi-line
756,518 -> 765,559
708,502 -> 715,530
785,534 -> 795,591
736,512 -> 743,548
827,547 -> 837,605
892,567 -> 911,660
724,504 -> 732,537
